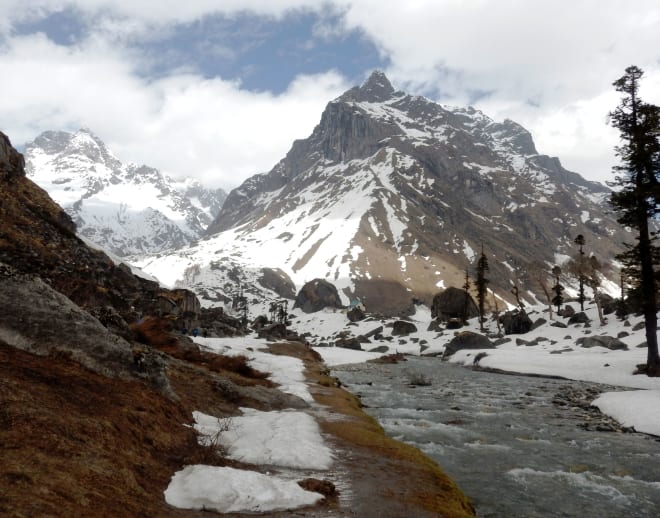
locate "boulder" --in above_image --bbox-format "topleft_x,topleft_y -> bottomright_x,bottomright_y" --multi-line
431,287 -> 479,321
443,331 -> 494,358
347,306 -> 366,322
576,336 -> 628,351
335,337 -> 362,350
427,318 -> 443,332
391,320 -> 418,336
293,279 -> 343,313
500,310 -> 533,335
258,268 -> 297,300
568,312 -> 590,325
558,305 -> 575,318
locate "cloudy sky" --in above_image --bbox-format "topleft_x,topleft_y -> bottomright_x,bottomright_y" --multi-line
1,1 -> 659,191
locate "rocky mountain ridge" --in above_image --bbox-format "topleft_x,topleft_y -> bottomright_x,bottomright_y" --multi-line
144,71 -> 627,315
24,129 -> 226,257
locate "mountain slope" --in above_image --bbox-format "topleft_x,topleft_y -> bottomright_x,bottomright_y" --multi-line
142,72 -> 628,315
24,129 -> 226,257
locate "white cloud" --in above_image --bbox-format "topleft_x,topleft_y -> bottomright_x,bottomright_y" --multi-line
0,33 -> 348,190
2,1 -> 660,188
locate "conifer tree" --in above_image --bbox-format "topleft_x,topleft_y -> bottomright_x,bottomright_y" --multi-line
551,265 -> 564,313
474,245 -> 489,331
574,234 -> 587,311
609,65 -> 660,375
462,266 -> 470,324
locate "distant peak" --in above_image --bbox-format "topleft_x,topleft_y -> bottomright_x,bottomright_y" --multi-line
338,70 -> 397,103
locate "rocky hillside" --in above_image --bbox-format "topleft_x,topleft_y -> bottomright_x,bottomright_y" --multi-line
24,129 -> 226,257
144,72 -> 627,315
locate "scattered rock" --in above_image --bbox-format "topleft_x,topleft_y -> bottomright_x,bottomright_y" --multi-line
431,287 -> 479,321
558,305 -> 576,318
443,331 -> 494,359
550,321 -> 567,329
335,337 -> 362,350
347,306 -> 366,322
576,336 -> 628,351
500,310 -> 533,335
293,279 -> 343,313
568,312 -> 590,325
392,320 -> 418,336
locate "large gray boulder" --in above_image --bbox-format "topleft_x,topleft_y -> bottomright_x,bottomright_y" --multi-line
293,279 -> 343,313
443,331 -> 494,358
576,336 -> 628,351
501,310 -> 533,335
0,265 -> 169,391
392,320 -> 418,336
431,287 -> 479,321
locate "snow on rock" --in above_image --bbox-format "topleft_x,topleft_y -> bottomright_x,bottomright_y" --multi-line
193,409 -> 333,469
164,465 -> 323,513
195,336 -> 313,402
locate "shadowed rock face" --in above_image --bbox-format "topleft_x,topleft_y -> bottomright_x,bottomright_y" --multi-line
432,287 -> 479,321
293,279 -> 343,313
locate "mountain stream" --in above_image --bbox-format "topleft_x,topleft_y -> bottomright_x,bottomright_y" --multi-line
333,357 -> 660,517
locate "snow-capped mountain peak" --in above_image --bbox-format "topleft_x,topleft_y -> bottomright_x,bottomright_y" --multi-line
25,129 -> 226,258
142,72 -> 626,316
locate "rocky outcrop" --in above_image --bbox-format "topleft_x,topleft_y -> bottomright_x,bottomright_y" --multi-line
443,331 -> 494,358
501,310 -> 533,335
576,336 -> 628,350
258,267 -> 297,299
293,279 -> 343,313
392,320 -> 418,336
432,287 -> 479,321
0,132 -> 25,177
0,264 -> 170,391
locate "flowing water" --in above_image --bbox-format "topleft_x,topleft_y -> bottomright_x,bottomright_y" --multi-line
333,357 -> 660,518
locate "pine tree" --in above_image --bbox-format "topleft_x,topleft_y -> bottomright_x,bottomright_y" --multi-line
609,65 -> 660,375
574,234 -> 587,311
551,265 -> 564,313
461,266 -> 470,324
474,245 -> 490,331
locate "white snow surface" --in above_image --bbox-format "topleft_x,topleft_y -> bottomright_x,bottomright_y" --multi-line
193,408 -> 333,469
164,465 -> 322,513
592,390 -> 660,436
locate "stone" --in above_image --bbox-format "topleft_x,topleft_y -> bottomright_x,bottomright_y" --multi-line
576,336 -> 628,350
293,279 -> 343,313
500,310 -> 533,335
335,337 -> 362,350
391,320 -> 418,336
550,321 -> 568,328
258,267 -> 297,299
347,306 -> 367,322
431,287 -> 479,321
568,312 -> 590,325
443,331 -> 494,358
558,305 -> 576,318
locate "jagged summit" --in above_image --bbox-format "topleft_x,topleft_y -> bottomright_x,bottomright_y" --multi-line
339,70 -> 398,103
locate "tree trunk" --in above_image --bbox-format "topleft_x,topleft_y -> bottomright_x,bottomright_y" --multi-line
593,287 -> 606,326
637,203 -> 659,373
